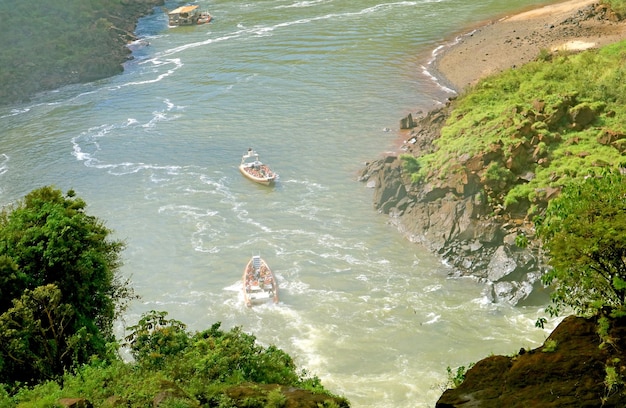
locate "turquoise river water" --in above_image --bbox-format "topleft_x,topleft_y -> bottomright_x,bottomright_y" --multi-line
1,1 -> 564,406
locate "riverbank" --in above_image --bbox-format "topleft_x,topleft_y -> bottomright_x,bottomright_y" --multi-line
434,0 -> 626,91
0,0 -> 164,105
362,0 -> 626,305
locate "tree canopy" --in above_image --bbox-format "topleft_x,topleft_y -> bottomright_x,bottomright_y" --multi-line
537,172 -> 626,317
0,186 -> 133,385
125,311 -> 304,386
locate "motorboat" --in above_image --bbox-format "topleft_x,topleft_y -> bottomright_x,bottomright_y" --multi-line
168,5 -> 211,26
239,148 -> 277,186
243,255 -> 278,307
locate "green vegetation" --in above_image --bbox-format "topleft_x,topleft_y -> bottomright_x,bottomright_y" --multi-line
445,364 -> 474,389
536,173 -> 626,318
541,339 -> 558,353
603,363 -> 625,404
402,40 -> 626,216
0,186 -> 132,386
2,310 -> 346,407
597,316 -> 619,350
0,0 -> 164,104
603,0 -> 626,16
0,188 -> 347,406
125,311 -> 306,387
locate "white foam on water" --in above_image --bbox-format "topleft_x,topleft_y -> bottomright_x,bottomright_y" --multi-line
275,0 -> 332,9
0,153 -> 9,176
423,312 -> 441,325
422,283 -> 442,293
1,107 -> 30,118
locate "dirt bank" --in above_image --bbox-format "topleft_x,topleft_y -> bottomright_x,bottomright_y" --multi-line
435,0 -> 626,91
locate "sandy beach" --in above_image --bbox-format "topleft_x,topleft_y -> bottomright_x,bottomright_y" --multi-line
435,0 -> 626,91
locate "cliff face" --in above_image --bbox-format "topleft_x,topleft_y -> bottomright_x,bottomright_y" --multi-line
436,314 -> 626,407
360,104 -> 548,305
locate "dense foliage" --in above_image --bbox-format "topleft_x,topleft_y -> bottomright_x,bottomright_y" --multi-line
536,172 -> 626,317
0,0 -> 163,104
402,39 -> 626,217
0,187 -> 132,385
125,311 -> 306,387
1,310 -> 347,407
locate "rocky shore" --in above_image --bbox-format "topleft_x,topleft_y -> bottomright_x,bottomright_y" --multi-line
436,312 -> 626,407
360,0 -> 626,305
360,2 -> 626,406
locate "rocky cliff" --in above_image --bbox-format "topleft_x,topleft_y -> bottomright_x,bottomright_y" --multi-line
360,79 -> 620,305
360,102 -> 549,305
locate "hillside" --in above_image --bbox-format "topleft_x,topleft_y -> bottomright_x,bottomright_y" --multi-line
0,0 -> 164,105
360,1 -> 626,406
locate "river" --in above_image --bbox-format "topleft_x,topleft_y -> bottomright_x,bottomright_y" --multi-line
0,1 -> 561,406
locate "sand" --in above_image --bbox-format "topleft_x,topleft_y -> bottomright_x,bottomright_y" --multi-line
435,0 -> 626,91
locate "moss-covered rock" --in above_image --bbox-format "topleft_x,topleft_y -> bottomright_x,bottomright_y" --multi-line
437,314 -> 626,407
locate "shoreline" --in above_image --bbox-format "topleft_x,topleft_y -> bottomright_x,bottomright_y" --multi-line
367,0 -> 626,306
430,0 -> 626,92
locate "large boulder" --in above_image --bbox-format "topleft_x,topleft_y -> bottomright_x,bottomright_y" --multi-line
436,314 -> 626,407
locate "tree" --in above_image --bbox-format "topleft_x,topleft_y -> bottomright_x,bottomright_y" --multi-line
536,171 -> 626,317
0,284 -> 75,383
0,186 -> 134,384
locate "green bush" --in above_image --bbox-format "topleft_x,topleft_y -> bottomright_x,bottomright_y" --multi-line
266,388 -> 287,408
537,172 -> 626,317
445,364 -> 473,389
0,187 -> 134,385
542,339 -> 558,353
125,310 -> 190,369
3,311 -> 346,407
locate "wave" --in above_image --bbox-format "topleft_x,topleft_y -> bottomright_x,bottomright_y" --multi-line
71,97 -> 183,171
0,153 -> 9,176
421,29 -> 480,95
275,0 -> 332,9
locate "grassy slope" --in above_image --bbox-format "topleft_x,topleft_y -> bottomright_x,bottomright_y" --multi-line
404,40 -> 626,217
